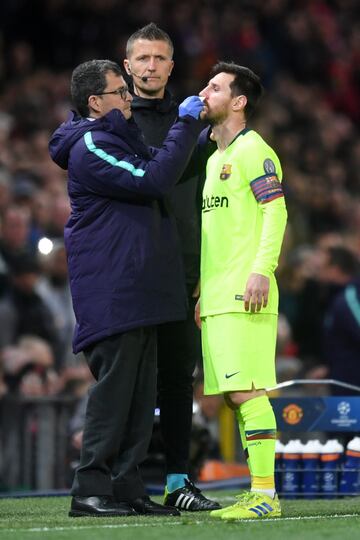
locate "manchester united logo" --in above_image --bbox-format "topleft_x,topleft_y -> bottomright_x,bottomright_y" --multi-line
282,403 -> 303,425
220,164 -> 232,180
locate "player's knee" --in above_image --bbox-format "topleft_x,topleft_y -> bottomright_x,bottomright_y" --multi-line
224,392 -> 240,409
226,389 -> 266,408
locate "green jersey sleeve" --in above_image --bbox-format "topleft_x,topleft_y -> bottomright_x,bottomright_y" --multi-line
239,135 -> 287,277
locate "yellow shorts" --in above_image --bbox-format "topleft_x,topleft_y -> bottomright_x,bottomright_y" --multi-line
201,312 -> 278,395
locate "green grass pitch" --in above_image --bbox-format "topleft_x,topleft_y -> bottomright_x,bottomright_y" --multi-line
0,491 -> 359,540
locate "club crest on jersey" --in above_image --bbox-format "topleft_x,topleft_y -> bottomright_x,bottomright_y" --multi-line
220,164 -> 232,180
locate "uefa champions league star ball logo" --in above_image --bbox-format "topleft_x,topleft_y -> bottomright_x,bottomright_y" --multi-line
337,401 -> 351,416
331,400 -> 356,428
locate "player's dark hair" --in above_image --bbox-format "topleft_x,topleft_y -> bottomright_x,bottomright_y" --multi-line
126,22 -> 174,58
71,59 -> 123,117
211,62 -> 264,119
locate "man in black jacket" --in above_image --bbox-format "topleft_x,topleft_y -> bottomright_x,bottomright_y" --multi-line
124,23 -> 220,512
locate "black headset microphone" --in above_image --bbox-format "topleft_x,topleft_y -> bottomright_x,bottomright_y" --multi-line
127,67 -> 148,83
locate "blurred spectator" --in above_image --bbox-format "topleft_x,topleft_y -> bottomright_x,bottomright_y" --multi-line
275,313 -> 302,383
44,194 -> 71,238
314,246 -> 360,394
279,234 -> 356,369
0,253 -> 60,354
0,168 -> 12,214
323,279 -> 360,395
1,335 -> 58,396
37,241 -> 76,367
0,206 -> 33,265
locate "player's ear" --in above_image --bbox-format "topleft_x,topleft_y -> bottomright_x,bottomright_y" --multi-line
123,58 -> 131,75
232,95 -> 247,112
168,60 -> 174,76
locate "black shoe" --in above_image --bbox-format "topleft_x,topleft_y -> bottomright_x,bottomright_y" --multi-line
164,480 -> 221,512
131,495 -> 180,516
69,496 -> 137,517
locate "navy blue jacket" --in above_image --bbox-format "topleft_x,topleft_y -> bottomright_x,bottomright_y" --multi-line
49,109 -> 203,353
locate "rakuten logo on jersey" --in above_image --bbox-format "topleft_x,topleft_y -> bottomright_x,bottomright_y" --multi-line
202,195 -> 229,212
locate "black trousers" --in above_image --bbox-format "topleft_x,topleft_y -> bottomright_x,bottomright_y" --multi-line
157,294 -> 201,474
71,327 -> 157,501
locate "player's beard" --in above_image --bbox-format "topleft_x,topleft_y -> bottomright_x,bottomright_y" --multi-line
204,106 -> 228,126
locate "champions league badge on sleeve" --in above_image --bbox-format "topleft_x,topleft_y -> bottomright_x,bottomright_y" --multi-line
263,158 -> 276,174
220,164 -> 232,180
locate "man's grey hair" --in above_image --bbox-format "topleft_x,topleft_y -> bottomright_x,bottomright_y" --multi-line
71,59 -> 123,117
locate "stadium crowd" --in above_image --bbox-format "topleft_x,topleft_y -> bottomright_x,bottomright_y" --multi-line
0,0 -> 359,489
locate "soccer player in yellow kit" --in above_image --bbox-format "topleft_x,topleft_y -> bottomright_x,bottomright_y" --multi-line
196,62 -> 287,520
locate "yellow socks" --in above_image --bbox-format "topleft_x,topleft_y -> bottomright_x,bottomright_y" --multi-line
237,395 -> 277,498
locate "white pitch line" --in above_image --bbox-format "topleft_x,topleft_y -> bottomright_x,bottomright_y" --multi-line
0,521 -> 183,534
1,513 -> 360,534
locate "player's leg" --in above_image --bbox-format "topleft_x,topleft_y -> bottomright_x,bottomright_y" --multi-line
158,296 -> 220,511
222,392 -> 280,520
224,393 -> 252,476
223,314 -> 280,520
202,313 -> 280,519
235,393 -> 277,497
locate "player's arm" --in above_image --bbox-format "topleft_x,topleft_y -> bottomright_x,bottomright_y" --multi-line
244,159 -> 287,312
251,188 -> 287,277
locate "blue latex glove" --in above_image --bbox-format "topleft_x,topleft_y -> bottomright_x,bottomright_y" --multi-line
178,96 -> 204,120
